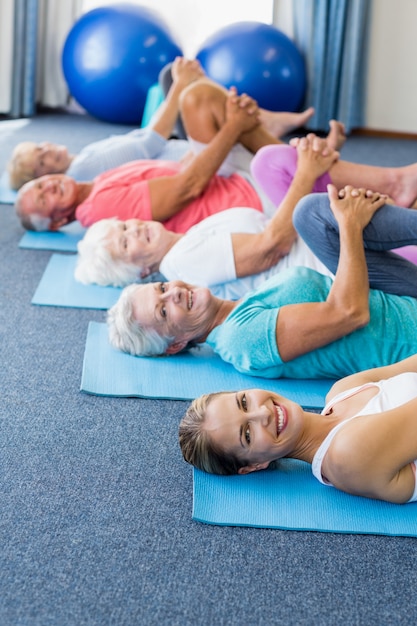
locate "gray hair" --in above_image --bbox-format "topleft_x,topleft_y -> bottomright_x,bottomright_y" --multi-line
179,393 -> 251,475
7,142 -> 37,190
15,190 -> 52,231
107,283 -> 172,356
75,219 -> 141,287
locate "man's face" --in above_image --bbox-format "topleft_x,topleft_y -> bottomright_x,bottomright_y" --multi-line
18,174 -> 79,230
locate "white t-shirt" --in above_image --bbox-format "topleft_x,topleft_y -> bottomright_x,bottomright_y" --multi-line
159,207 -> 333,300
67,129 -> 189,181
313,372 -> 417,503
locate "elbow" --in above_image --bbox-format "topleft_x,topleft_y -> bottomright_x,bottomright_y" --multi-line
355,304 -> 370,328
332,301 -> 370,333
347,307 -> 370,330
186,185 -> 204,201
360,310 -> 371,327
262,230 -> 296,263
179,173 -> 207,202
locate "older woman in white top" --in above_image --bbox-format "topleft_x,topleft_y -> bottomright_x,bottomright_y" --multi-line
75,135 -> 338,297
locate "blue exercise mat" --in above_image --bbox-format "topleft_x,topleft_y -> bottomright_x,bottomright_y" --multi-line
193,461 -> 417,536
0,171 -> 17,204
19,221 -> 86,252
81,321 -> 334,405
32,254 -> 122,309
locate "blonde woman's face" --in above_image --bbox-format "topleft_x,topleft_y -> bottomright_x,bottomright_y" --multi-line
28,142 -> 72,177
204,389 -> 304,473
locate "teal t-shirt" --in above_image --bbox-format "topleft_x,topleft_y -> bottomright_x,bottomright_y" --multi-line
206,267 -> 417,379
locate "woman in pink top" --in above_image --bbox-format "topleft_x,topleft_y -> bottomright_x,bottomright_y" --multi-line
14,85 -> 276,232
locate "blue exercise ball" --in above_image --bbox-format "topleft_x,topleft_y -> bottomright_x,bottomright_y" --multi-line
196,22 -> 306,112
62,4 -> 182,124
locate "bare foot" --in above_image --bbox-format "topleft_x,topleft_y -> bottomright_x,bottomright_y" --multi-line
385,163 -> 417,208
326,120 -> 346,151
372,163 -> 417,208
259,106 -> 315,139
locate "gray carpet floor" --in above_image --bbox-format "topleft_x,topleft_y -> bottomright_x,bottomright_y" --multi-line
1,110 -> 417,626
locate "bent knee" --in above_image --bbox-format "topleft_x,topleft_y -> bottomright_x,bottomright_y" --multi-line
293,193 -> 330,234
180,78 -> 227,110
251,144 -> 297,180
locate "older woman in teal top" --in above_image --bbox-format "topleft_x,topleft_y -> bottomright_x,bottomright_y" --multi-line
206,266 -> 417,379
107,183 -> 417,380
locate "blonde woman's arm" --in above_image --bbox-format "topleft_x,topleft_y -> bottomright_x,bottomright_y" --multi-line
323,398 -> 417,503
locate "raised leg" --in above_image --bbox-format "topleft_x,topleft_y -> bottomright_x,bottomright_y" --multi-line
293,192 -> 417,297
179,78 -> 281,153
250,144 -> 331,207
158,62 -> 188,140
329,160 -> 417,208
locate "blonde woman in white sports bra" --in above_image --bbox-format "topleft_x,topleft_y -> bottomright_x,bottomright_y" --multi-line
179,353 -> 417,504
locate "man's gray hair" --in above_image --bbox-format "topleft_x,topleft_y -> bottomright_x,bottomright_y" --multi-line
15,192 -> 52,231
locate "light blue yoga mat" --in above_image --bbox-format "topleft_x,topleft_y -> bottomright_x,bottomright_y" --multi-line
0,171 -> 17,204
32,254 -> 122,309
81,321 -> 334,405
19,221 -> 86,252
193,462 -> 417,536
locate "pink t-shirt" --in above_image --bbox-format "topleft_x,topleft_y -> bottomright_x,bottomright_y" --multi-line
75,159 -> 263,233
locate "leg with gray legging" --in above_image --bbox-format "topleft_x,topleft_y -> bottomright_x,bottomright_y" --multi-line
158,63 -> 188,140
293,192 -> 417,297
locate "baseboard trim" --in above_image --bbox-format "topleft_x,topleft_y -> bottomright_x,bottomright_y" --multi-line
352,128 -> 417,140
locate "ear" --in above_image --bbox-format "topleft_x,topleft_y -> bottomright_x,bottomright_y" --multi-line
237,461 -> 270,475
140,267 -> 151,279
49,217 -> 70,231
165,340 -> 189,355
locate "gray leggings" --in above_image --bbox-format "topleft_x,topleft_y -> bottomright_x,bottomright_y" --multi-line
293,193 -> 417,297
158,63 -> 187,140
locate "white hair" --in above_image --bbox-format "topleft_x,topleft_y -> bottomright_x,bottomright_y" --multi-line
107,284 -> 172,356
15,197 -> 52,231
27,213 -> 52,232
75,219 -> 141,287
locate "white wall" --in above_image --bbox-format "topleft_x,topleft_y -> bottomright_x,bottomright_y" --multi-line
0,1 -> 15,112
366,0 -> 417,133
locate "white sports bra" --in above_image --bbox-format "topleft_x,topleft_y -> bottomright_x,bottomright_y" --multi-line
312,372 -> 417,503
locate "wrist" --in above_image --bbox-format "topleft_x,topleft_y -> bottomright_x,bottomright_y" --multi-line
221,119 -> 243,141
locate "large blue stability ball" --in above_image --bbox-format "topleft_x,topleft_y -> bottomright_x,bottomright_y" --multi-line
196,22 -> 306,112
62,4 -> 182,124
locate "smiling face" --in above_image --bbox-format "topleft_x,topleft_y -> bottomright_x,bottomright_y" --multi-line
131,281 -> 217,352
27,142 -> 72,178
17,174 -> 79,230
105,219 -> 174,275
203,389 -> 305,473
